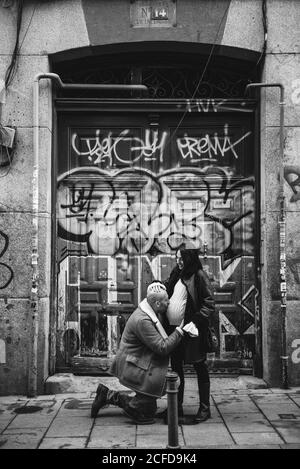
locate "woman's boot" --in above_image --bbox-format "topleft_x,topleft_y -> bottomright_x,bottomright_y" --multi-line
194,382 -> 211,423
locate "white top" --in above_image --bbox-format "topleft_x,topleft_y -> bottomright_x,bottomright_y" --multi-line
139,298 -> 184,337
167,279 -> 188,326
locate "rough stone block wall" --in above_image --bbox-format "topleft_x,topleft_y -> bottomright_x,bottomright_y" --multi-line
261,0 -> 300,386
0,0 -> 88,395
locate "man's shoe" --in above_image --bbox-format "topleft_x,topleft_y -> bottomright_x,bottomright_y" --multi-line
90,384 -> 109,418
193,405 -> 211,423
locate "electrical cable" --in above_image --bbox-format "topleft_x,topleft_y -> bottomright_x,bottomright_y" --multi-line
247,0 -> 267,80
256,0 -> 267,69
3,1 -> 37,89
1,1 -> 37,173
0,146 -> 12,177
18,1 -> 38,52
164,1 -> 231,149
5,0 -> 24,88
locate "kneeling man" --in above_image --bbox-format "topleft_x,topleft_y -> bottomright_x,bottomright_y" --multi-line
91,281 -> 184,424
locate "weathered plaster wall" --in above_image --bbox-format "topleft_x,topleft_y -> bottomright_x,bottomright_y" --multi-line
0,1 -> 57,395
261,0 -> 300,386
0,0 -> 264,56
0,0 -> 89,55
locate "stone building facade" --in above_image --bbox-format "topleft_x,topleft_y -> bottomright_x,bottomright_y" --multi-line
0,0 -> 299,395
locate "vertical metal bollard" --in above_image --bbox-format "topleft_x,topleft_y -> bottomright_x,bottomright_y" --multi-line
166,370 -> 181,449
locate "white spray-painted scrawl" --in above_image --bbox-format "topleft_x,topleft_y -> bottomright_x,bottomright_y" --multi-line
72,128 -> 168,165
71,125 -> 251,165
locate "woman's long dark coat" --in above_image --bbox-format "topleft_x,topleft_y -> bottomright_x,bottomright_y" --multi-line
164,266 -> 215,363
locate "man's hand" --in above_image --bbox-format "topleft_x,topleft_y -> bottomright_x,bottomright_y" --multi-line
183,322 -> 199,337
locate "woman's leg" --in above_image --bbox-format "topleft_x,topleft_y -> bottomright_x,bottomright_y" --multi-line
193,360 -> 211,422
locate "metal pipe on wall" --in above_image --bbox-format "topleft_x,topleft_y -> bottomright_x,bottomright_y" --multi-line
245,82 -> 288,389
27,73 -> 148,397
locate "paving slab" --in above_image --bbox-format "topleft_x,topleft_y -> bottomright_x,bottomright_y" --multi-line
289,396 -> 300,407
254,402 -> 300,421
61,393 -> 93,400
38,437 -> 87,449
88,424 -> 135,448
25,399 -> 61,413
0,397 -> 28,404
5,414 -> 55,429
136,424 -> 184,448
182,422 -> 234,447
16,399 -> 62,417
185,444 -> 234,449
280,444 -> 300,449
46,416 -> 93,438
222,412 -> 273,433
232,389 -> 272,395
0,400 -> 30,416
0,399 -> 61,434
214,396 -> 258,414
0,428 -> 45,449
270,420 -> 300,443
251,394 -> 293,403
56,398 -> 93,418
184,404 -> 222,421
213,395 -> 255,404
2,383 -> 300,450
229,445 -> 282,449
0,417 -> 15,433
232,432 -> 284,445
181,394 -> 199,405
217,403 -> 259,414
271,388 -> 300,394
93,407 -> 134,426
211,389 -> 245,395
34,395 -> 62,401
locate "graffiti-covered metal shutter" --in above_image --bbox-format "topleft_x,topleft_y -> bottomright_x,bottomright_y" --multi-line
55,99 -> 259,374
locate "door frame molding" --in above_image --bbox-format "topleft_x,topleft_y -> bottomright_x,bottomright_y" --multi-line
51,97 -> 262,375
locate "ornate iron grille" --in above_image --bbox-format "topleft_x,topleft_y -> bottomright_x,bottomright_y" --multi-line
142,66 -> 249,99
58,62 -> 254,99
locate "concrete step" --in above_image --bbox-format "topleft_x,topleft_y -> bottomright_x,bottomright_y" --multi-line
45,373 -> 268,395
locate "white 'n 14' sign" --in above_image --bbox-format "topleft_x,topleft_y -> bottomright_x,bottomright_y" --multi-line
130,0 -> 176,28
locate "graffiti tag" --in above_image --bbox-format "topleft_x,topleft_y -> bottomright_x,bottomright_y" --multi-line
0,230 -> 13,290
284,165 -> 300,202
291,79 -> 300,105
186,99 -> 226,113
72,125 -> 251,165
291,339 -> 300,364
57,167 -> 255,266
177,127 -> 251,162
72,129 -> 168,165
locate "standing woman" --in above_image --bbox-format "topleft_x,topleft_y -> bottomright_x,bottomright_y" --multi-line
161,248 -> 215,423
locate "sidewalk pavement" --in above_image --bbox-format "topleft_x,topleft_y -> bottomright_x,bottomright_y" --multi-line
1,377 -> 300,450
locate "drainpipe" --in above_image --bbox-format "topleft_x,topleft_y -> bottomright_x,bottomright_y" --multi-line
27,73 -> 148,397
245,83 -> 288,389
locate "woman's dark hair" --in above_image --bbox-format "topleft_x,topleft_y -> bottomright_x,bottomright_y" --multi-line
179,248 -> 203,279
